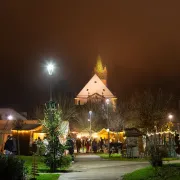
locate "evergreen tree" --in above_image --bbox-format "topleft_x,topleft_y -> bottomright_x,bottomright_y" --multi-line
40,101 -> 67,172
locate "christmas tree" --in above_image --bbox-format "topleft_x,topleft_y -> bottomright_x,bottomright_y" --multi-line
40,101 -> 66,172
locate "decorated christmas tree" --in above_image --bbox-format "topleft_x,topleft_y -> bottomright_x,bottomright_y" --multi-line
40,101 -> 67,172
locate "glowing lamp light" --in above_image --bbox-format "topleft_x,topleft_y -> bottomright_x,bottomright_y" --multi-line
47,63 -> 55,75
168,114 -> 173,120
7,115 -> 13,120
107,128 -> 109,132
106,99 -> 110,105
89,111 -> 92,115
88,119 -> 90,122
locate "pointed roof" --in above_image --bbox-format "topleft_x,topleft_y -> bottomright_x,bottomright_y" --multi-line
77,74 -> 115,98
94,55 -> 104,73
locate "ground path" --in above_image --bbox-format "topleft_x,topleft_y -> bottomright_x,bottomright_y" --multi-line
59,154 -> 150,180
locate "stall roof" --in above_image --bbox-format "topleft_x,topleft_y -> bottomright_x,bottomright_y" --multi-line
0,120 -> 40,132
12,124 -> 41,130
124,128 -> 143,137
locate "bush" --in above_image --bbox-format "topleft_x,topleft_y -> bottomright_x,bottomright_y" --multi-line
0,154 -> 27,180
149,145 -> 168,167
59,155 -> 72,168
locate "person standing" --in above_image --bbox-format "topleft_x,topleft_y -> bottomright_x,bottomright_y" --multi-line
76,138 -> 81,153
43,137 -> 49,155
85,139 -> 90,153
81,139 -> 85,153
92,139 -> 98,153
4,135 -> 13,155
100,137 -> 104,152
66,135 -> 74,162
36,137 -> 42,155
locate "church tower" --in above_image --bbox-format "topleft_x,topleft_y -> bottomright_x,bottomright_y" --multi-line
94,55 -> 107,86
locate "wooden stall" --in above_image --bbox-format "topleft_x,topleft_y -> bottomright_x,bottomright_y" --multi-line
12,121 -> 42,155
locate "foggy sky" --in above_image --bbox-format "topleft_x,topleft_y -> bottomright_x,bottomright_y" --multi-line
1,0 -> 180,111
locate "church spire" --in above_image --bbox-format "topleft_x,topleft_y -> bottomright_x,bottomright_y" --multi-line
94,55 -> 104,74
94,55 -> 107,86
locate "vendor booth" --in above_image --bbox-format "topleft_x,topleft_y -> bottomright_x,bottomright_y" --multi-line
98,128 -> 124,142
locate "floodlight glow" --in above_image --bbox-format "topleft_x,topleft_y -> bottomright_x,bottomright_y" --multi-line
106,99 -> 110,105
47,63 -> 55,75
7,115 -> 13,120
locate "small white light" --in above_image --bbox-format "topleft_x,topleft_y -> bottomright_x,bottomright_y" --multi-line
168,114 -> 173,120
107,128 -> 109,132
89,111 -> 92,115
7,115 -> 13,120
88,119 -> 90,122
106,99 -> 110,105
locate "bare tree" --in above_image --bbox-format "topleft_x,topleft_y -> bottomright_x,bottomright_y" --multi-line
124,89 -> 173,132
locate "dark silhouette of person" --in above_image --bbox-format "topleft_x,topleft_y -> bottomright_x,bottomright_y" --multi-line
66,135 -> 74,161
100,137 -> 104,152
85,139 -> 90,153
81,139 -> 85,153
76,138 -> 81,153
92,139 -> 98,153
4,135 -> 13,155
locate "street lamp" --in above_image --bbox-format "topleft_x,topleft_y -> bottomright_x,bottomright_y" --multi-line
106,99 -> 110,157
47,63 -> 55,76
4,115 -> 14,130
7,115 -> 13,120
88,111 -> 92,139
168,114 -> 173,131
46,62 -> 55,101
168,114 -> 173,121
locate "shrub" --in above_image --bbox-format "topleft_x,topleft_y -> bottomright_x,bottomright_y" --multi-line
148,145 -> 168,167
59,155 -> 72,168
0,154 -> 27,180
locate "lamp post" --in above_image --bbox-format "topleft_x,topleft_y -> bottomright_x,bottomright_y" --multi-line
46,62 -> 55,101
88,111 -> 92,139
168,114 -> 173,131
168,114 -> 173,121
106,99 -> 110,157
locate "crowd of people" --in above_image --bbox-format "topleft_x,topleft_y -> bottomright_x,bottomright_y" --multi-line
31,137 -> 49,155
75,137 -> 105,153
2,134 -> 120,161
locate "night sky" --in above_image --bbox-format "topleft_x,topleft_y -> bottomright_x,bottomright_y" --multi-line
1,1 -> 180,112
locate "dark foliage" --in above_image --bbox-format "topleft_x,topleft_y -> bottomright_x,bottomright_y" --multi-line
148,144 -> 168,167
0,155 -> 27,180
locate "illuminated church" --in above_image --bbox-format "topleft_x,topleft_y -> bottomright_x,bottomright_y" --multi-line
75,56 -> 117,107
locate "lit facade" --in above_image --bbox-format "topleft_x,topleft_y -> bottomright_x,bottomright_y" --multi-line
75,56 -> 117,106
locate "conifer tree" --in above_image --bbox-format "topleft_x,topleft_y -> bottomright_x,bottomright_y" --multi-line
40,101 -> 66,172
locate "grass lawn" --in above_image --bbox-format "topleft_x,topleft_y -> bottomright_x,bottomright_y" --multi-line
123,163 -> 180,180
19,156 -> 62,180
36,174 -> 60,180
19,156 -> 48,173
98,153 -> 148,161
98,153 -> 179,162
